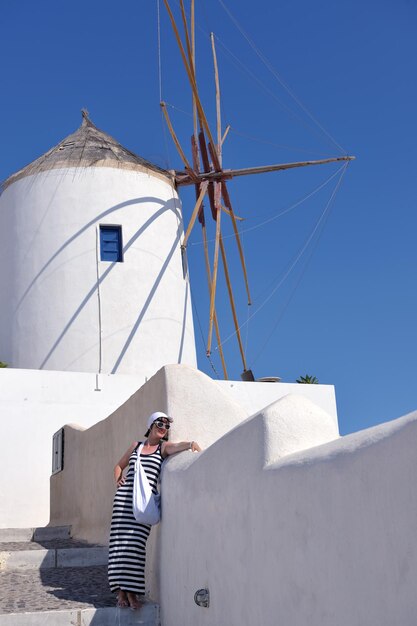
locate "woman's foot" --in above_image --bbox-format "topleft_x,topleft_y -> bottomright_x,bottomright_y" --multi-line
116,590 -> 129,608
127,592 -> 143,610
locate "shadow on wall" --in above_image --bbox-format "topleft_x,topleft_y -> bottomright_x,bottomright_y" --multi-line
177,277 -> 190,365
15,195 -> 179,316
111,203 -> 183,373
35,197 -> 182,371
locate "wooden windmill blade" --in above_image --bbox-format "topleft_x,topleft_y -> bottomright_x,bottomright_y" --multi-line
196,129 -> 228,357
160,102 -> 199,184
204,44 -> 251,308
198,129 -> 248,362
220,181 -> 252,305
191,138 -> 229,378
179,0 -> 194,79
198,131 -> 217,220
206,30 -> 249,360
190,0 -> 198,139
211,33 -> 222,159
175,155 -> 355,186
219,233 -> 248,370
207,184 -> 222,355
163,0 -> 222,173
182,181 -> 209,248
185,2 -> 229,377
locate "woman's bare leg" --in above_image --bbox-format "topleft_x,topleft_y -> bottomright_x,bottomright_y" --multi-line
116,589 -> 129,608
126,592 -> 143,610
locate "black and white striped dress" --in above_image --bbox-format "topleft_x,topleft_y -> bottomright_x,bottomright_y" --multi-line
108,442 -> 163,595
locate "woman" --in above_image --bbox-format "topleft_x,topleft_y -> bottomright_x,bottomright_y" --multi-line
108,411 -> 201,610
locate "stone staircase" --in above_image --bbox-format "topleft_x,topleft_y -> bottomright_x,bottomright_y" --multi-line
0,526 -> 160,625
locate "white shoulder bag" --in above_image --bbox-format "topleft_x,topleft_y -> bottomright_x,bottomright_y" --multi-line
132,442 -> 161,525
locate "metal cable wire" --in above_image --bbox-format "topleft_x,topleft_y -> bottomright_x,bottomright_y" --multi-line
189,278 -> 221,378
217,0 -> 346,155
157,0 -> 163,103
191,164 -> 345,246
250,167 -> 347,366
214,162 -> 349,351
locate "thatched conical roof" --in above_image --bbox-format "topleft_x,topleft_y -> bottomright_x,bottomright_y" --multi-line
3,110 -> 172,190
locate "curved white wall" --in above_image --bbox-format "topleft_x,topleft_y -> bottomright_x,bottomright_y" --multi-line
0,167 -> 196,377
160,404 -> 417,626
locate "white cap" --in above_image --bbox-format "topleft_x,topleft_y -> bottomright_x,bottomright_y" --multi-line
147,411 -> 173,430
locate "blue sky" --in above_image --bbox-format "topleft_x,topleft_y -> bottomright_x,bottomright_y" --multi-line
1,0 -> 416,435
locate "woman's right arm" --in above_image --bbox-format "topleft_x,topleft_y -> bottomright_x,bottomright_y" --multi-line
114,442 -> 137,487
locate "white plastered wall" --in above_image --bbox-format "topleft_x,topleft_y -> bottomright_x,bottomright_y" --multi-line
217,379 -> 338,429
0,368 -> 145,528
160,401 -> 417,626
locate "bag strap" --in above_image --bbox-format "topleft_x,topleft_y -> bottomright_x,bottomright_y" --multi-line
135,441 -> 147,473
136,441 -> 145,455
135,440 -> 162,455
134,441 -> 154,492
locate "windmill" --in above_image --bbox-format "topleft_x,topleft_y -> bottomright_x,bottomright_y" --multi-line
160,0 -> 354,380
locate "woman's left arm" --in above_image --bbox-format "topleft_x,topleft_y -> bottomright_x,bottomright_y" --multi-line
162,440 -> 202,458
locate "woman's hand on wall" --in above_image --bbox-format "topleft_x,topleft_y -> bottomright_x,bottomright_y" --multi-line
162,440 -> 202,458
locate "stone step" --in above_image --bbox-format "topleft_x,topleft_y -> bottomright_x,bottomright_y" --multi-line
33,526 -> 71,542
0,529 -> 33,543
0,604 -> 160,625
0,565 -> 159,624
0,545 -> 108,570
0,538 -> 100,551
0,526 -> 71,543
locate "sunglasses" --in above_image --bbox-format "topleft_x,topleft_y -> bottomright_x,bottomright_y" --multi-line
154,420 -> 170,430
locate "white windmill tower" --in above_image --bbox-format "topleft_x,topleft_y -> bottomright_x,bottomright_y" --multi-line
0,110 -> 197,381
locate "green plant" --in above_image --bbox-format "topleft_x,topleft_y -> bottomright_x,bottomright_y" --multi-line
296,374 -> 318,384
0,362 -> 8,368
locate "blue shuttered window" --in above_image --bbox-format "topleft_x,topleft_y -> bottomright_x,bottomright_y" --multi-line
100,225 -> 123,262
